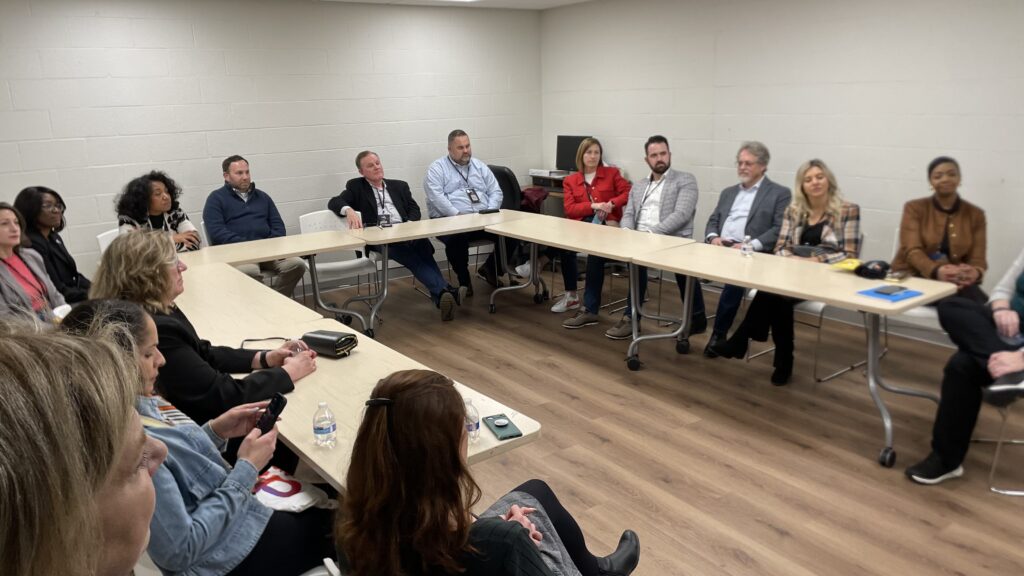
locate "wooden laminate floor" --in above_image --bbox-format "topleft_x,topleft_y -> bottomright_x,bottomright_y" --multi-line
318,271 -> 1024,576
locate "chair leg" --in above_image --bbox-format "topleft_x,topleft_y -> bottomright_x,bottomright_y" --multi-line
989,405 -> 1024,496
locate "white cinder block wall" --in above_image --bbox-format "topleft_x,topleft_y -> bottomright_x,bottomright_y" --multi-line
0,0 -> 542,276
541,0 -> 1024,285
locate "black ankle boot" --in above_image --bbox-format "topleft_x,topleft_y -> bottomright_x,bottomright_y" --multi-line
597,529 -> 640,576
771,353 -> 793,386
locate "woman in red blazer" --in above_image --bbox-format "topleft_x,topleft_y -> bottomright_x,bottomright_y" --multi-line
519,137 -> 631,313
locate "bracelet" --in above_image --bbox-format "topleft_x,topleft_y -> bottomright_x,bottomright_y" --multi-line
259,350 -> 270,369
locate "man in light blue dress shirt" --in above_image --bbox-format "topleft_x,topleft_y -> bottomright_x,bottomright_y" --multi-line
423,129 -> 507,294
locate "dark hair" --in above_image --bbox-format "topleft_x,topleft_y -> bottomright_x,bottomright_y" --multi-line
0,202 -> 30,253
115,171 -> 181,224
927,156 -> 960,178
355,151 -> 378,170
644,135 -> 670,155
14,186 -> 66,235
61,299 -> 149,354
338,369 -> 481,576
447,129 -> 468,145
222,155 -> 248,174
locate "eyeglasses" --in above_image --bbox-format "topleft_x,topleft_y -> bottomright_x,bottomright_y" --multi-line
41,203 -> 65,212
736,161 -> 761,168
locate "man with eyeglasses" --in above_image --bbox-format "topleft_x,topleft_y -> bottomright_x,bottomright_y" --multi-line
702,141 -> 791,357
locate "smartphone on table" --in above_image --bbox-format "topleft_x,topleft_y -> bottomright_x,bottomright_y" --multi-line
483,414 -> 523,441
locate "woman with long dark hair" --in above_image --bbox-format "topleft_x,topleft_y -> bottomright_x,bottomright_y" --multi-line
338,369 -> 640,576
14,186 -> 91,303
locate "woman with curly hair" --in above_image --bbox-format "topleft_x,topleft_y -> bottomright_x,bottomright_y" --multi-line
116,171 -> 201,252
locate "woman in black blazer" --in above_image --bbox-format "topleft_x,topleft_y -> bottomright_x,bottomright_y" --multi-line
14,186 -> 91,303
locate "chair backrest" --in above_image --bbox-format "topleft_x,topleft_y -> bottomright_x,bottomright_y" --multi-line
97,229 -> 119,254
891,227 -> 900,260
199,220 -> 210,246
299,210 -> 349,233
488,165 -> 522,211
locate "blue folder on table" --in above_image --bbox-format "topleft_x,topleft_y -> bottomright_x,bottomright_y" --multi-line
858,286 -> 923,302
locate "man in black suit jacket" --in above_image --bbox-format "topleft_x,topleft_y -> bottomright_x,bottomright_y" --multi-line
702,141 -> 792,356
328,151 -> 465,321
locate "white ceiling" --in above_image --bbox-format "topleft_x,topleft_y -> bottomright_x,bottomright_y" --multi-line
319,0 -> 591,10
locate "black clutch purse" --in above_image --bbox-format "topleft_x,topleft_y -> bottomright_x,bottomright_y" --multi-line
301,330 -> 358,358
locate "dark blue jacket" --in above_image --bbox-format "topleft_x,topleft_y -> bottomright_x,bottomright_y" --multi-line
202,183 -> 286,245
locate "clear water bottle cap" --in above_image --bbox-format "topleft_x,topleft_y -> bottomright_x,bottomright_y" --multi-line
318,401 -> 327,407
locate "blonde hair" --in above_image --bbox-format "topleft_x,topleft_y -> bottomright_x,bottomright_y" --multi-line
574,137 -> 603,173
91,230 -> 176,314
0,322 -> 140,576
790,158 -> 844,223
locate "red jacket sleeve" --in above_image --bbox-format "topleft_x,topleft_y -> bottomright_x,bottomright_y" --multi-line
562,174 -> 594,221
606,168 -> 631,221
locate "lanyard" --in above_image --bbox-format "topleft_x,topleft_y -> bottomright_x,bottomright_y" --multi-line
639,176 -> 666,207
447,157 -> 473,186
372,182 -> 388,212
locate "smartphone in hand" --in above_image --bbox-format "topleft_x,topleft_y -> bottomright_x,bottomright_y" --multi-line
255,393 -> 288,434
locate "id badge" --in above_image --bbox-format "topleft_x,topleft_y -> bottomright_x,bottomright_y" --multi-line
378,213 -> 392,228
466,188 -> 481,203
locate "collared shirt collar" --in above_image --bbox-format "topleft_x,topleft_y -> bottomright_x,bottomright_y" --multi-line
739,175 -> 765,193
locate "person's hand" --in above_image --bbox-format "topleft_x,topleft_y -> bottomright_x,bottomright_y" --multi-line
502,505 -> 542,546
265,340 -> 312,368
345,210 -> 363,230
988,350 -> 1024,379
993,307 -> 1021,339
209,400 -> 270,439
282,350 -> 317,382
237,426 -> 278,471
954,264 -> 980,288
729,242 -> 744,250
935,264 -> 961,284
709,237 -> 724,246
173,231 -> 201,250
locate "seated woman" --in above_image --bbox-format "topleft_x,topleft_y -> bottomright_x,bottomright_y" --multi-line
522,137 -> 631,313
0,322 -> 167,576
892,156 -> 986,302
709,159 -> 861,385
14,186 -> 91,303
0,202 -> 66,321
905,246 -> 1024,484
63,300 -> 335,575
89,230 -> 316,426
116,170 -> 202,252
338,369 -> 640,576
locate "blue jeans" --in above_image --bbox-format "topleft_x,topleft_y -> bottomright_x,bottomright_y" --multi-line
583,259 -> 705,318
371,239 -> 449,299
712,284 -> 746,337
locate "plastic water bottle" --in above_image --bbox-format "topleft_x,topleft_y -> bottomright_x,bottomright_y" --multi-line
592,209 -> 606,225
740,235 -> 754,258
313,402 -> 337,449
464,399 -> 480,443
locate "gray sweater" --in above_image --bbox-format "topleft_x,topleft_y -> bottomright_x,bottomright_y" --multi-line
989,246 -> 1024,304
0,248 -> 66,321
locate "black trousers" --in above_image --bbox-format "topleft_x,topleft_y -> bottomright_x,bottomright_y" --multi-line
228,507 -> 336,576
438,230 -> 509,286
514,479 -> 600,576
931,297 -> 1020,468
729,291 -> 795,367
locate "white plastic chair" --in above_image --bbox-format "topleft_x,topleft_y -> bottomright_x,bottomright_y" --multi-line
890,226 -> 941,325
298,210 -> 379,290
96,228 -> 119,254
199,220 -> 210,247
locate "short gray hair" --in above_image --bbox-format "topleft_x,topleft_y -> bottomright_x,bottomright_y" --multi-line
737,141 -> 770,166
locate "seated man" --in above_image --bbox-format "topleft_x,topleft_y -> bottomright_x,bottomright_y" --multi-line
562,135 -> 706,338
702,141 -> 791,356
424,129 -> 505,295
328,151 -> 465,321
203,155 -> 307,297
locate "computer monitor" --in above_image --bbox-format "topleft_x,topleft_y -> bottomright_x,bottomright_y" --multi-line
556,135 -> 591,172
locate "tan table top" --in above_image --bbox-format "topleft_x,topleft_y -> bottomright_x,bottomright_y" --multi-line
174,263 -> 323,335
485,215 -> 695,261
634,242 -> 957,315
180,231 -> 366,267
347,209 -> 537,245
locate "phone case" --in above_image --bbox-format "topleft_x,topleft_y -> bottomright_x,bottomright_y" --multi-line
483,414 -> 522,441
256,394 -> 288,434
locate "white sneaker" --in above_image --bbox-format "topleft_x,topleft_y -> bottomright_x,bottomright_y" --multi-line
551,293 -> 580,313
514,262 -> 531,278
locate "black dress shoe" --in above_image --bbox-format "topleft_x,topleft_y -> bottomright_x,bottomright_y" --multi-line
771,355 -> 792,385
703,333 -> 724,358
690,312 -> 708,335
710,334 -> 748,359
597,529 -> 640,576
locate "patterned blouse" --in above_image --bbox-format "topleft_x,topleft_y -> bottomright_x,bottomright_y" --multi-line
118,207 -> 201,252
774,201 -> 861,264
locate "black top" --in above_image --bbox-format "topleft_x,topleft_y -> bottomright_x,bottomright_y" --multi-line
25,229 -> 90,303
401,518 -> 554,576
149,213 -> 166,230
153,307 -> 293,425
799,220 -> 826,247
327,178 -> 421,227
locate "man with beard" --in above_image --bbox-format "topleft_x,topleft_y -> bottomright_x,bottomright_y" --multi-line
423,129 -> 506,295
563,135 -> 706,339
701,141 -> 791,357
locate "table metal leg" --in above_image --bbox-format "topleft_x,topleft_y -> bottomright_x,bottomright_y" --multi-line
625,270 -> 694,371
363,244 -> 390,337
865,312 -> 940,467
306,254 -> 369,335
489,240 -> 544,313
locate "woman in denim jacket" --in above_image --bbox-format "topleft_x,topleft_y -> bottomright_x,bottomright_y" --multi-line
63,299 -> 334,576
